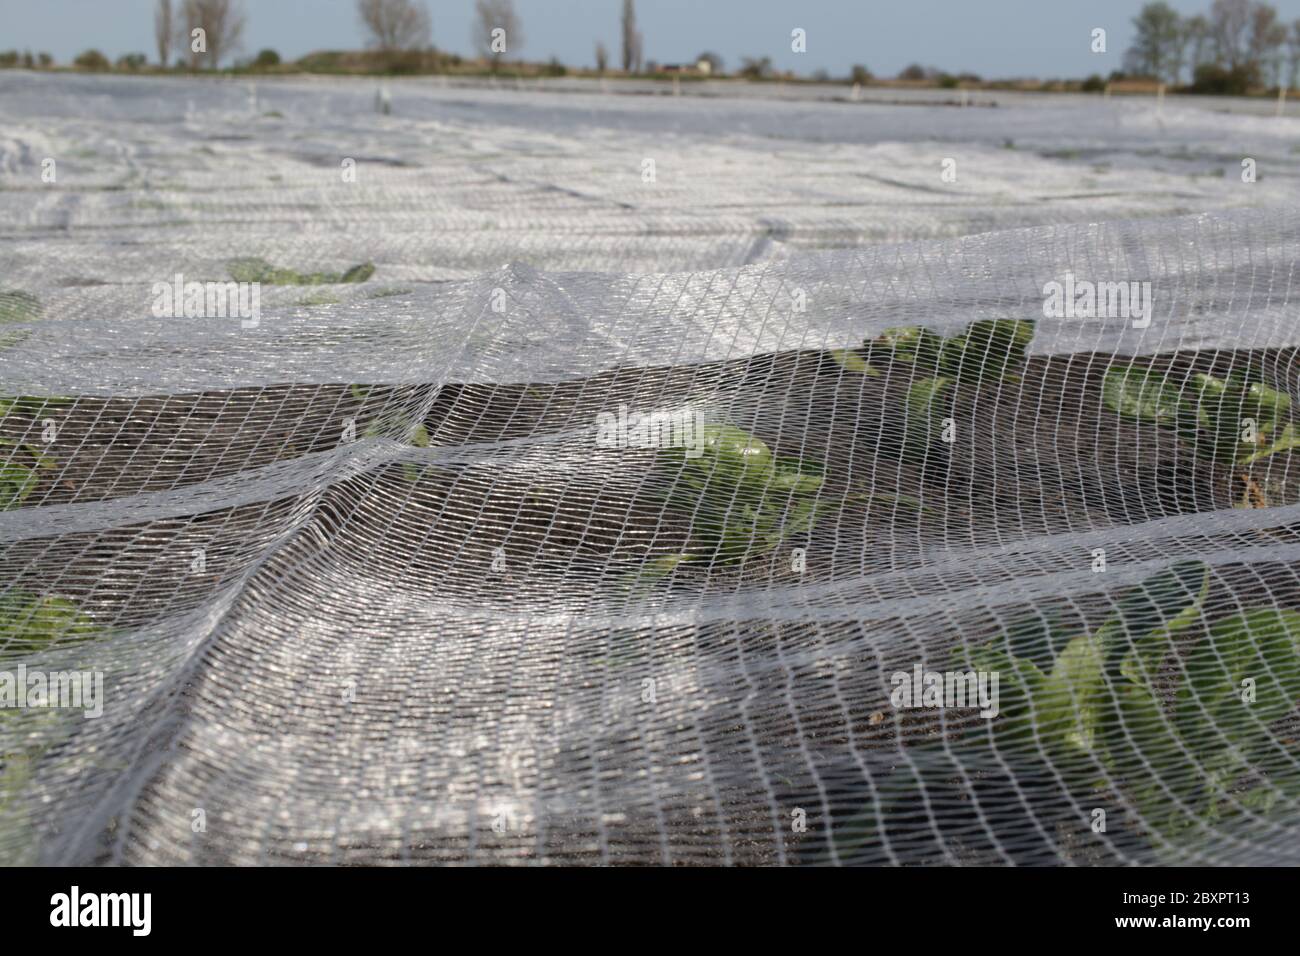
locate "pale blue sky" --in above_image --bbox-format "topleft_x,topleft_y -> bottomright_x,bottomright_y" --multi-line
4,0 -> 1300,78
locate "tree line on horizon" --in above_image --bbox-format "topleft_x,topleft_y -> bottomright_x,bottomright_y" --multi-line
0,0 -> 508,75
1124,0 -> 1300,93
5,0 -> 1300,97
0,0 -> 744,81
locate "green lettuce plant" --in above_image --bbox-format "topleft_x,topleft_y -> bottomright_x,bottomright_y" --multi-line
0,440 -> 54,511
870,319 -> 1034,386
227,258 -> 375,285
1103,365 -> 1300,507
828,348 -> 879,376
0,291 -> 41,324
661,424 -> 830,563
867,319 -> 1034,454
903,375 -> 954,450
633,424 -> 832,584
1,395 -> 69,511
0,590 -> 97,656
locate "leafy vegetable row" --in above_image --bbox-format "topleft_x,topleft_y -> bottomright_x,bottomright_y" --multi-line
1103,365 -> 1300,507
828,561 -> 1300,862
966,560 -> 1300,853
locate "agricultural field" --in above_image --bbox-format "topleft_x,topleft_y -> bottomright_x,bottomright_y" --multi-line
4,69 -> 1300,867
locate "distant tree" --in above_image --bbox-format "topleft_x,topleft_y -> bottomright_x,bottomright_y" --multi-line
116,53 -> 149,71
898,63 -> 927,81
1081,73 -> 1106,92
73,49 -> 111,71
621,0 -> 636,72
178,0 -> 246,69
696,51 -> 724,74
739,56 -> 773,79
253,48 -> 281,68
1248,2 -> 1287,85
850,64 -> 872,85
1168,17 -> 1191,82
21,50 -> 33,69
1190,60 -> 1258,93
155,0 -> 173,68
0,51 -> 18,69
1184,14 -> 1212,73
632,30 -> 643,73
1125,3 -> 1183,83
357,0 -> 431,52
595,41 -> 608,73
1210,0 -> 1253,69
37,52 -> 53,68
1288,20 -> 1300,88
473,0 -> 522,61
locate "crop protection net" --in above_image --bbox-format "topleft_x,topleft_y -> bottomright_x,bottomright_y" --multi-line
4,72 -> 1300,865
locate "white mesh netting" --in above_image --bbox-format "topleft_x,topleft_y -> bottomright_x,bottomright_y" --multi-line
4,71 -> 1300,865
